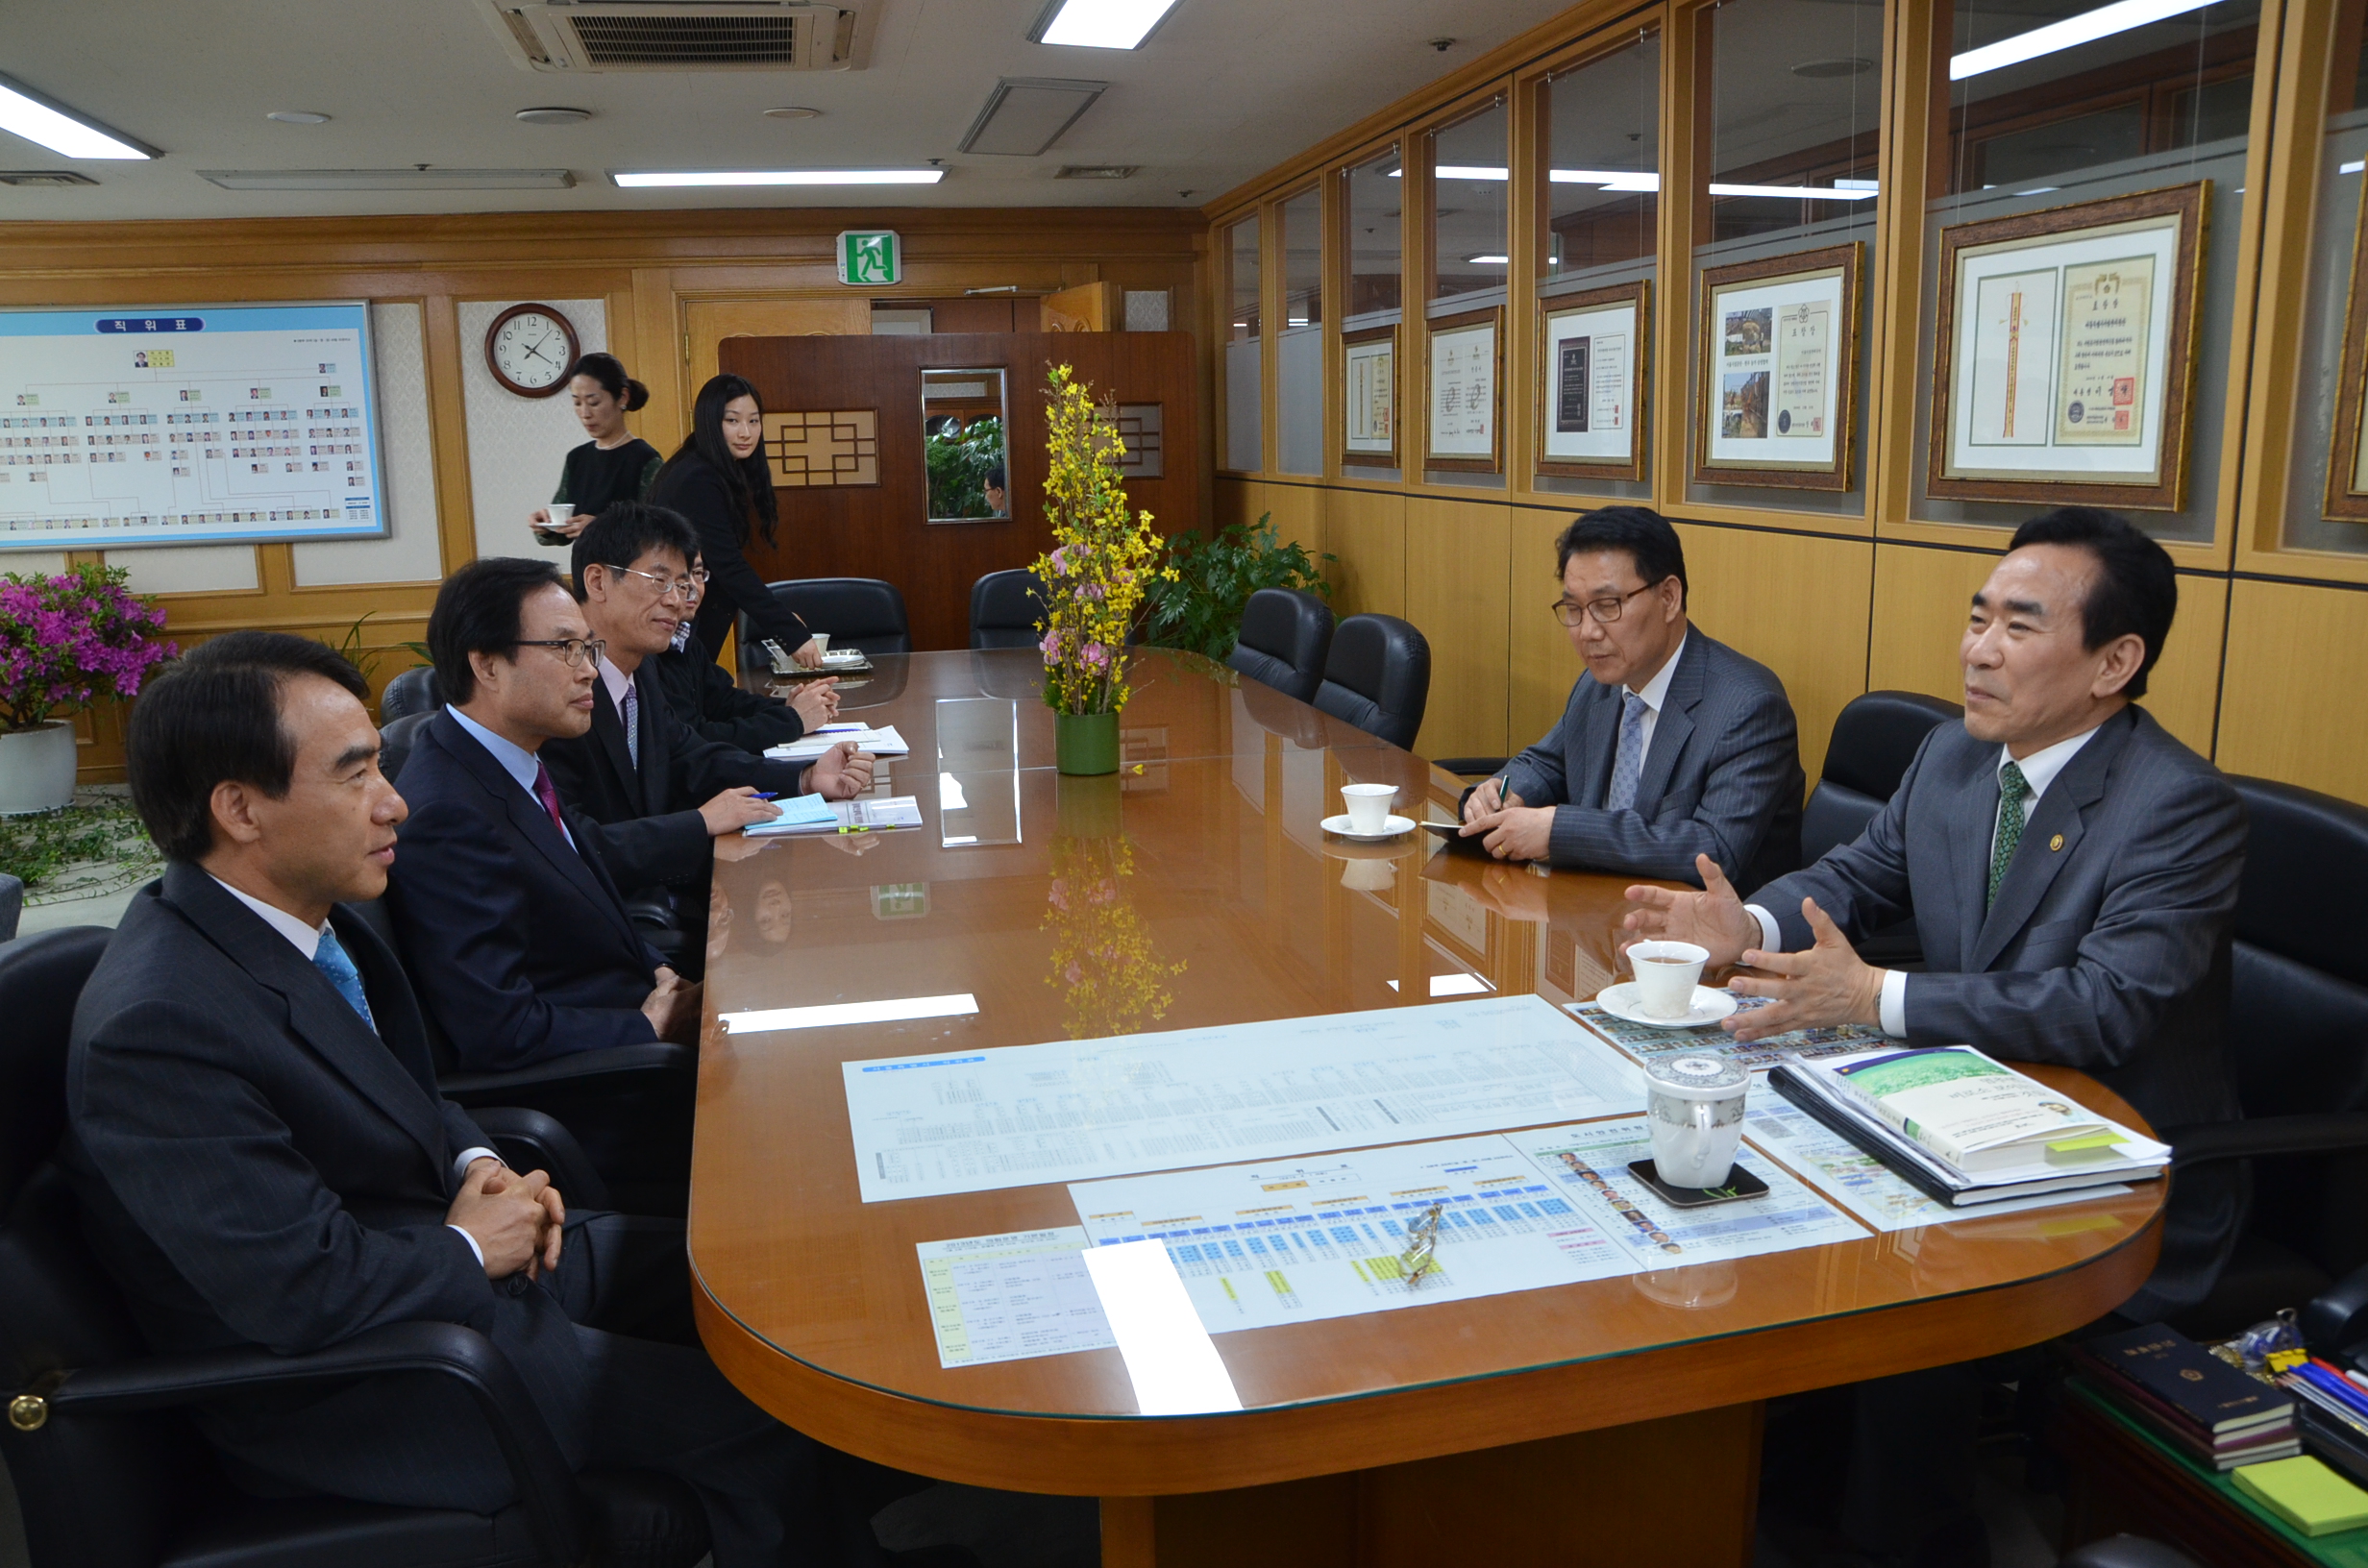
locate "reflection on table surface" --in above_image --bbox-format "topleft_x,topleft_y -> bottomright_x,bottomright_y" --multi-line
696,650 -> 2161,1427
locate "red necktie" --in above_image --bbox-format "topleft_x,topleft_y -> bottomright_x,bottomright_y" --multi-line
530,759 -> 568,837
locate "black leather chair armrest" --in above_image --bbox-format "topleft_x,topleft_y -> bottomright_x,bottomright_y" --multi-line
2165,1113 -> 2368,1169
441,1041 -> 696,1099
44,1321 -> 584,1568
1432,757 -> 1509,778
466,1105 -> 613,1211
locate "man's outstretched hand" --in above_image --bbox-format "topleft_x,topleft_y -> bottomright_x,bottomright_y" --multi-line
1620,853 -> 1759,967
1724,897 -> 1883,1041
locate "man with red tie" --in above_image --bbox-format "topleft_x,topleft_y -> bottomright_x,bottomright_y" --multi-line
384,557 -> 703,1069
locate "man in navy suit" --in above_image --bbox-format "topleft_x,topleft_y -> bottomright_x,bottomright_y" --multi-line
64,629 -> 874,1565
385,557 -> 702,1070
1459,506 -> 1804,891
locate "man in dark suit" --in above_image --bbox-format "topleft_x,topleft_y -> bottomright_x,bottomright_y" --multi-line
385,556 -> 700,1070
650,548 -> 838,752
62,629 -> 864,1565
1626,508 -> 2245,1567
545,503 -> 872,917
1459,506 -> 1804,891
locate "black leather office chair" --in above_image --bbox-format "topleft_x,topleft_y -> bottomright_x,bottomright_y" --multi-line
378,666 -> 441,723
342,898 -> 698,1217
1225,588 -> 1334,704
1236,675 -> 1332,752
1800,690 -> 1963,864
377,711 -> 432,786
1312,614 -> 1430,751
2160,777 -> 2368,1345
2060,1537 -> 2204,1568
969,569 -> 1047,650
750,577 -> 911,657
0,926 -> 709,1568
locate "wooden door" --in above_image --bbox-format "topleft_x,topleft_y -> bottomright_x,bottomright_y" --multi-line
683,298 -> 870,402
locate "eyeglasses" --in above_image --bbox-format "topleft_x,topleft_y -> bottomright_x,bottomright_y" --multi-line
605,563 -> 710,600
514,636 -> 606,669
1550,581 -> 1658,627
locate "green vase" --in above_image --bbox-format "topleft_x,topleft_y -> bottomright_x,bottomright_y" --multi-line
1054,710 -> 1121,776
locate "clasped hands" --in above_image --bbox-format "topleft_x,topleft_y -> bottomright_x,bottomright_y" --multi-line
1621,853 -> 1884,1041
447,1158 -> 564,1282
1457,777 -> 1556,862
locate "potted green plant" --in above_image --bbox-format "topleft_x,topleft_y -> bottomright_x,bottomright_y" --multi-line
1140,513 -> 1332,661
0,564 -> 175,815
1030,367 -> 1170,775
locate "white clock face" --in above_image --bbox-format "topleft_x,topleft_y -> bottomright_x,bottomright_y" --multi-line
492,311 -> 570,391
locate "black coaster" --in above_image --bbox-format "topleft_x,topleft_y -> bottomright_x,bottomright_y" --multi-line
1626,1159 -> 1769,1208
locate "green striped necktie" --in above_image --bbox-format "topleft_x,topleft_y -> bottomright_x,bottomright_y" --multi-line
1988,759 -> 2031,910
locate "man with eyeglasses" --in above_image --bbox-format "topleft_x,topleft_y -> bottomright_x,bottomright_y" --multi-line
648,549 -> 838,751
1457,505 -> 1804,891
542,503 -> 872,956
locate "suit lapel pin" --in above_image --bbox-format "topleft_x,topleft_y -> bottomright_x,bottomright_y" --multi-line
2049,833 -> 2064,851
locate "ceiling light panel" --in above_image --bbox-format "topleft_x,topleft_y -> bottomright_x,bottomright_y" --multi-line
0,74 -> 155,159
1949,0 -> 2215,81
1030,0 -> 1181,50
609,167 -> 942,186
958,77 -> 1106,157
200,168 -> 576,190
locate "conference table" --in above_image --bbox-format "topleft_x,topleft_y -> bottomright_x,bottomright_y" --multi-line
694,647 -> 2164,1568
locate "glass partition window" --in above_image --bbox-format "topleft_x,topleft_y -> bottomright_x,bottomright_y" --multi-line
1704,0 -> 1883,243
1430,101 -> 1509,305
1277,187 -> 1324,476
921,368 -> 1006,523
1224,214 -> 1263,471
2282,0 -> 2368,553
1542,30 -> 1661,280
1345,147 -> 1403,319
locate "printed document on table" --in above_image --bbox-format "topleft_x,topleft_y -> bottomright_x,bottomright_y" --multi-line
1510,1115 -> 1868,1266
843,994 -> 1637,1203
916,1228 -> 1114,1369
1567,997 -> 1886,1076
1068,1132 -> 1633,1335
1743,1099 -> 2129,1233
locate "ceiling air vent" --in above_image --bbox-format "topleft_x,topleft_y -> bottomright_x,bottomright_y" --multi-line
0,171 -> 98,186
475,3 -> 871,72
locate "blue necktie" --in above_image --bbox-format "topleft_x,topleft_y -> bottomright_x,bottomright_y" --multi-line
1605,692 -> 1647,812
313,927 -> 377,1033
623,680 -> 640,771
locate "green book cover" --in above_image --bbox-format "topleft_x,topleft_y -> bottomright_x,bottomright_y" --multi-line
2233,1457 -> 2368,1537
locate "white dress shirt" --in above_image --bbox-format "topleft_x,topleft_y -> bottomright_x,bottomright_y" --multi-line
1745,721 -> 2105,1037
446,704 -> 573,850
210,875 -> 499,1265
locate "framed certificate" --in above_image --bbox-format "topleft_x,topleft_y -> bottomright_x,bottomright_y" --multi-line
1424,306 -> 1502,473
1341,324 -> 1398,468
1693,244 -> 1860,491
1929,183 -> 2208,510
1538,281 -> 1650,481
2325,174 -> 2368,522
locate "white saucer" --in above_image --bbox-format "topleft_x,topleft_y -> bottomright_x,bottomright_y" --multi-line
1320,813 -> 1416,841
1594,982 -> 1738,1029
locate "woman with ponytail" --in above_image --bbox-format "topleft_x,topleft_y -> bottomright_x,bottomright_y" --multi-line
649,373 -> 820,667
529,352 -> 662,546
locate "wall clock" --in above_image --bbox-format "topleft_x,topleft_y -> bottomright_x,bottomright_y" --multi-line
483,303 -> 580,398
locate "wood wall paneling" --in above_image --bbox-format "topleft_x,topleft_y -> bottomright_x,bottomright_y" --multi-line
685,297 -> 871,405
1507,507 -> 1574,750
1403,496 -> 1512,760
721,331 -> 1201,651
1260,483 -> 1324,569
1320,488 -> 1408,623
2137,574 -> 2227,759
1868,543 -> 1992,707
1677,524 -> 1874,787
2216,578 -> 2368,800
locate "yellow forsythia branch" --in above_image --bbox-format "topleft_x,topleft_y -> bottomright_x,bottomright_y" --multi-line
1027,366 -> 1174,716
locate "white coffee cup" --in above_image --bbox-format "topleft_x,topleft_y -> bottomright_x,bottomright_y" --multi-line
809,633 -> 830,656
1642,1054 -> 1749,1188
1342,782 -> 1397,834
543,502 -> 575,532
1628,939 -> 1710,1019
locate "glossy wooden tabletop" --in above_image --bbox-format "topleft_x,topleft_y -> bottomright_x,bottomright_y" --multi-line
693,649 -> 2163,1495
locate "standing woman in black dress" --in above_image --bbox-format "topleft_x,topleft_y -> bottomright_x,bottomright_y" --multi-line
529,353 -> 662,547
648,373 -> 821,667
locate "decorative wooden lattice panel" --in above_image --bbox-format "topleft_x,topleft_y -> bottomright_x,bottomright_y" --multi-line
1097,403 -> 1163,478
766,409 -> 879,487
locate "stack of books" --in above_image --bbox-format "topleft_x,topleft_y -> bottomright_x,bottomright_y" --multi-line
2276,1356 -> 2368,1487
2064,1323 -> 2299,1471
1766,1044 -> 2170,1206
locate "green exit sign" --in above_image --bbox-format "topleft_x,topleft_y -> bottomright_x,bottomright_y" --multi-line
837,230 -> 900,286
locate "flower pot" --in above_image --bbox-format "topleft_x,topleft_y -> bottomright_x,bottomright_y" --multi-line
0,721 -> 77,816
1054,710 -> 1121,776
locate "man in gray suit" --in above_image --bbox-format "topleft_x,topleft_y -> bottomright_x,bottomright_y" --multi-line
64,630 -> 915,1566
1626,508 -> 2244,1568
1459,506 -> 1803,891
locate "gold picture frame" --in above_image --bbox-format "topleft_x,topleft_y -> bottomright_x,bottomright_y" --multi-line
1537,279 -> 1651,482
1928,183 -> 2208,511
1423,306 -> 1504,475
1692,243 -> 1860,493
1341,323 -> 1400,469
